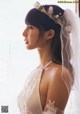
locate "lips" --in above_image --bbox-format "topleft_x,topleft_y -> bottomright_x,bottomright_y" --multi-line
26,41 -> 29,44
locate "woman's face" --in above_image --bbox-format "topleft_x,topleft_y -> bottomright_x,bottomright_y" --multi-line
23,25 -> 40,49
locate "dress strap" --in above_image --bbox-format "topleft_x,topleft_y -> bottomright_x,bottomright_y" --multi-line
41,61 -> 52,70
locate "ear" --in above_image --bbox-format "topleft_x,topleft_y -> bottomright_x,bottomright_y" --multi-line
46,29 -> 55,40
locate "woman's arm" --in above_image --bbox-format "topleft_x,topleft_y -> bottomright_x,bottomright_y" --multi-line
42,67 -> 71,114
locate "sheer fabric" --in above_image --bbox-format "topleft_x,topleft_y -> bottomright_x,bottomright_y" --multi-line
61,10 -> 80,114
17,64 -> 73,114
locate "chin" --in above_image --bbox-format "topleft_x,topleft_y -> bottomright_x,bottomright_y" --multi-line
26,45 -> 36,50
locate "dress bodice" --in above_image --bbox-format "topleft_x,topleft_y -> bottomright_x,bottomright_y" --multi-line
18,67 -> 43,114
17,61 -> 73,114
18,61 -> 53,114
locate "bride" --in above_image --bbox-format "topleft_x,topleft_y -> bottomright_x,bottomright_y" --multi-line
18,2 -> 80,114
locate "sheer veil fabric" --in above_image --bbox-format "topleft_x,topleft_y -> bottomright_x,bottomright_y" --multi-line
61,9 -> 80,114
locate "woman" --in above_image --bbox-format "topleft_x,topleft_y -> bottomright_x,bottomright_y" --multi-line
18,2 -> 80,114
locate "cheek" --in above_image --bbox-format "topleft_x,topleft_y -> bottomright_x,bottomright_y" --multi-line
27,33 -> 39,49
30,31 -> 39,41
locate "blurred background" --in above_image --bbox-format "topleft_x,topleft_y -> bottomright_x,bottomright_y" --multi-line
0,0 -> 79,114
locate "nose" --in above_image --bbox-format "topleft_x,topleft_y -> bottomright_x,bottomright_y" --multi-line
22,28 -> 28,37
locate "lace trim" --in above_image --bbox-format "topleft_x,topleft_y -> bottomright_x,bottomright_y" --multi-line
44,100 -> 64,114
45,100 -> 57,113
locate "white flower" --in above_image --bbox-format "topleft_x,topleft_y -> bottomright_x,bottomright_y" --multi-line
59,13 -> 62,15
34,2 -> 40,9
55,14 -> 59,19
48,6 -> 53,14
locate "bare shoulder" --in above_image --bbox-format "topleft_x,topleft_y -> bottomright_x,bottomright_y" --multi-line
49,64 -> 73,93
49,64 -> 72,82
46,64 -> 72,110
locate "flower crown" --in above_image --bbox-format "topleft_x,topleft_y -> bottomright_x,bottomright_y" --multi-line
34,2 -> 63,25
34,2 -> 72,33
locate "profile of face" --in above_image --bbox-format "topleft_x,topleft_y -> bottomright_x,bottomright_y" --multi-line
22,6 -> 63,50
23,24 -> 55,50
23,25 -> 40,49
22,4 -> 64,64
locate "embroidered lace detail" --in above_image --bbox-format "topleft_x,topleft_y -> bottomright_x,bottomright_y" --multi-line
45,100 -> 57,113
44,100 -> 64,114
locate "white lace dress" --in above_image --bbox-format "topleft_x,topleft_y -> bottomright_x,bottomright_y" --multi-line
17,62 -> 73,114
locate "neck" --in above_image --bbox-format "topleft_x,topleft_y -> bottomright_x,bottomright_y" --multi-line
37,46 -> 52,68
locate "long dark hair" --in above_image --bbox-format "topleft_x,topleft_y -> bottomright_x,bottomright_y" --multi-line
25,4 -> 73,75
